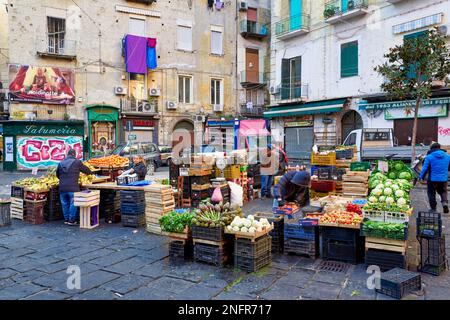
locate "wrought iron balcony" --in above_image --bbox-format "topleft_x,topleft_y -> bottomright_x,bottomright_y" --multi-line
240,104 -> 267,117
126,0 -> 156,4
240,70 -> 267,87
275,14 -> 311,40
239,20 -> 269,39
121,98 -> 157,115
324,0 -> 369,24
36,35 -> 77,60
272,83 -> 309,104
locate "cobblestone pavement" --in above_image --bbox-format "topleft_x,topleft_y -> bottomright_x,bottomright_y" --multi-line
0,185 -> 449,300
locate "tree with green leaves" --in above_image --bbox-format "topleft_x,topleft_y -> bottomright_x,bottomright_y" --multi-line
374,27 -> 450,162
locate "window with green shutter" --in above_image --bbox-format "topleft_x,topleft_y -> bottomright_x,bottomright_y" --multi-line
404,30 -> 428,80
341,41 -> 358,78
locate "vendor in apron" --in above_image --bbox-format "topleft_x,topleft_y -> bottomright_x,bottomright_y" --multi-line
273,171 -> 311,207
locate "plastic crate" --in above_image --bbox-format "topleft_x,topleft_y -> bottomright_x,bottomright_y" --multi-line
120,202 -> 146,215
321,226 -> 360,242
365,249 -> 406,271
362,208 -> 385,222
311,166 -> 336,180
11,186 -> 24,198
350,161 -> 371,171
284,221 -> 317,241
234,235 -> 271,258
169,240 -> 193,260
361,221 -> 408,241
218,165 -> 241,180
311,152 -> 336,166
311,180 -> 336,193
384,210 -> 410,224
116,176 -> 139,186
336,148 -> 354,159
419,237 -> 447,276
0,202 -> 11,227
376,268 -> 421,299
121,214 -> 145,228
192,225 -> 225,242
191,175 -> 211,185
322,239 -> 361,264
120,190 -> 145,202
417,211 -> 442,239
234,251 -> 271,272
284,238 -> 318,258
194,243 -> 230,266
25,190 -> 48,201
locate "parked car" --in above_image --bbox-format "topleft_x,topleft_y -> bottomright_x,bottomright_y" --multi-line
111,142 -> 162,171
158,145 -> 172,166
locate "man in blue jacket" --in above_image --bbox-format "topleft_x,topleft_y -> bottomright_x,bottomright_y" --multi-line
56,148 -> 92,225
273,170 -> 311,207
420,143 -> 450,213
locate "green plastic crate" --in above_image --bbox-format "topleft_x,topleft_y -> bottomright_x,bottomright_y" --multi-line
350,161 -> 371,171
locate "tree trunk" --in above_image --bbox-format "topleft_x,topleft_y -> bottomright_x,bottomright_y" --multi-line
411,97 -> 421,162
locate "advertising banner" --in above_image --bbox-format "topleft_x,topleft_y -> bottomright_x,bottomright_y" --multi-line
9,65 -> 75,105
17,136 -> 83,169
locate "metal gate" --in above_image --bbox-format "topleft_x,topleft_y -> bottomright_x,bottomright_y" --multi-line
284,127 -> 314,161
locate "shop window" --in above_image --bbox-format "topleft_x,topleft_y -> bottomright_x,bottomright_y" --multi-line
47,17 -> 66,54
211,78 -> 223,105
341,41 -> 358,78
211,26 -> 223,55
129,17 -> 146,37
177,24 -> 193,51
178,75 -> 193,103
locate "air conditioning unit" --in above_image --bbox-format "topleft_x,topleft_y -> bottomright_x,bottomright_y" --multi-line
166,101 -> 177,110
213,104 -> 224,112
114,86 -> 127,95
149,88 -> 161,96
142,102 -> 155,112
239,1 -> 248,11
270,86 -> 280,95
193,115 -> 206,122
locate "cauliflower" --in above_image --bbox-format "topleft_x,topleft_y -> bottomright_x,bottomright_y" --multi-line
232,226 -> 240,232
385,196 -> 395,205
243,219 -> 252,228
227,225 -> 233,231
231,216 -> 241,227
259,218 -> 269,226
248,227 -> 256,233
240,226 -> 248,233
383,188 -> 393,196
397,197 -> 407,206
252,220 -> 262,228
395,189 -> 405,198
247,215 -> 255,221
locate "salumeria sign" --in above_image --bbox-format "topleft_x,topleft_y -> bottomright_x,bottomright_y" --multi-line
23,125 -> 78,135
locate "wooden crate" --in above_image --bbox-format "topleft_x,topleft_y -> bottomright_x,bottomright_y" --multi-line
365,237 -> 407,254
225,225 -> 274,242
74,190 -> 100,207
10,197 -> 24,220
80,205 -> 100,229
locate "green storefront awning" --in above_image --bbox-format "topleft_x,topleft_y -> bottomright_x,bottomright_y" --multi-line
359,97 -> 450,110
263,98 -> 347,119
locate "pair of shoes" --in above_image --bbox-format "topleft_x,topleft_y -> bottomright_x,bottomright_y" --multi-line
444,205 -> 449,214
64,221 -> 69,225
67,221 -> 78,226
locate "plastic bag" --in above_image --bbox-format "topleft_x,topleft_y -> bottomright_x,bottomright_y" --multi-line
228,182 -> 243,206
211,186 -> 223,203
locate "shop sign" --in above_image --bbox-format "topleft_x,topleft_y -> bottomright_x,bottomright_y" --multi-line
284,116 -> 313,127
9,65 -> 75,105
16,136 -> 83,169
128,134 -> 137,140
360,97 -> 450,110
384,105 -> 447,120
123,119 -> 155,127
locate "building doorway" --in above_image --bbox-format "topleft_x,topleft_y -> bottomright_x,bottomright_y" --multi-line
394,118 -> 438,146
341,110 -> 363,143
172,120 -> 194,156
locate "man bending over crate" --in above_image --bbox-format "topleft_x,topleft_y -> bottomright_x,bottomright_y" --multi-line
57,148 -> 92,225
273,171 -> 311,208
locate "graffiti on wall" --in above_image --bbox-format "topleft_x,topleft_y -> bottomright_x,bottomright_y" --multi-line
438,126 -> 450,137
17,136 -> 83,169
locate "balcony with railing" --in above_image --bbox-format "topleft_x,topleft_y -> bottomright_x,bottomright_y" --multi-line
387,0 -> 406,3
121,98 -> 158,115
239,20 -> 269,39
275,14 -> 311,40
240,70 -> 268,88
272,83 -> 309,104
240,103 -> 267,118
36,35 -> 77,60
324,0 -> 369,24
126,0 -> 156,4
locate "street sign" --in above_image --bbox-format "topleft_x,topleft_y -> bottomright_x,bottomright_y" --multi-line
128,134 -> 137,141
126,120 -> 133,132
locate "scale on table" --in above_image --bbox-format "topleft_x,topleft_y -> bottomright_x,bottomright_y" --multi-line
216,157 -> 226,178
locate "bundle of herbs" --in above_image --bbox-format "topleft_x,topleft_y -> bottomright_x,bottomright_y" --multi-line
159,210 -> 195,233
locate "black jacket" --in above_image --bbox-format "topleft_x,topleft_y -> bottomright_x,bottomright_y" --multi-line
56,156 -> 92,193
131,162 -> 147,180
273,171 -> 310,206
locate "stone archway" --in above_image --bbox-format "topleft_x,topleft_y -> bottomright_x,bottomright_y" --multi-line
341,110 -> 363,142
171,119 -> 195,152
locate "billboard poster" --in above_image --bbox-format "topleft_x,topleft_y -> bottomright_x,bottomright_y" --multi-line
9,65 -> 75,105
17,136 -> 83,169
5,137 -> 13,162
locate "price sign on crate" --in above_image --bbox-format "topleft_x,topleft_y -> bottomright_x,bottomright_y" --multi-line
378,160 -> 389,173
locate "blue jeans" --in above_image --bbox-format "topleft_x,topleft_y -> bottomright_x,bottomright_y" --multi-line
261,175 -> 273,197
60,192 -> 78,222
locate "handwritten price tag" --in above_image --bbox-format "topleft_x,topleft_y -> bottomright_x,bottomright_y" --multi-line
378,160 -> 389,173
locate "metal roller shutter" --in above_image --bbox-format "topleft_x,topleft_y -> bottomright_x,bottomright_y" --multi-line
284,126 -> 314,161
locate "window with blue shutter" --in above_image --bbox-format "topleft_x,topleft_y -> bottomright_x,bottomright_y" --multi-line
341,41 -> 358,78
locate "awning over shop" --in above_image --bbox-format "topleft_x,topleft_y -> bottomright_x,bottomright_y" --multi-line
359,97 -> 450,110
238,119 -> 270,136
206,120 -> 235,127
263,98 -> 347,119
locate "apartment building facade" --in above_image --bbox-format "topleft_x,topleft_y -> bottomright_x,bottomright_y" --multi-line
266,0 -> 450,161
2,0 -> 237,170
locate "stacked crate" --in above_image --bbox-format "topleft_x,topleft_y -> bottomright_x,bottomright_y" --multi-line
209,180 -> 230,204
145,184 -> 175,234
120,190 -> 146,228
234,235 -> 272,272
310,152 -> 337,194
101,190 -> 121,223
169,240 -> 194,260
192,225 -> 232,266
0,200 -> 11,227
284,216 -> 319,258
342,171 -> 369,197
10,185 -> 24,220
44,187 -> 63,221
321,226 -> 365,264
417,212 -> 448,276
255,212 -> 284,253
247,164 -> 261,188
23,189 -> 48,225
376,268 -> 422,299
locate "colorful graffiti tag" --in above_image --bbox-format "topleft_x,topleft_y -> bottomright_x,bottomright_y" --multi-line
17,136 -> 83,169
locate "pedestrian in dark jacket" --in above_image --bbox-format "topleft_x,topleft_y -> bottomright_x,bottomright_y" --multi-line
56,148 -> 92,225
128,156 -> 147,180
273,170 -> 311,207
420,143 -> 450,213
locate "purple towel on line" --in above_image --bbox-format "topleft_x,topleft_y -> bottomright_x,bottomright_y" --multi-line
125,34 -> 147,74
